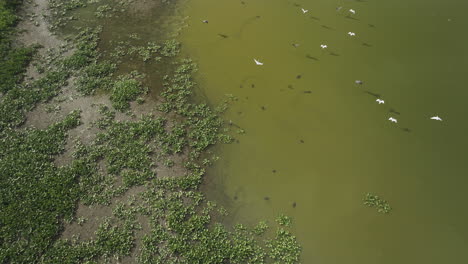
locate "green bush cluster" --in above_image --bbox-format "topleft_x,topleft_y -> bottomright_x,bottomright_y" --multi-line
363,193 -> 392,214
0,111 -> 82,263
110,72 -> 147,111
0,0 -> 35,93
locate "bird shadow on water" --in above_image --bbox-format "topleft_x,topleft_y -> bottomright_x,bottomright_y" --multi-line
389,108 -> 401,115
321,25 -> 334,30
345,15 -> 360,21
306,54 -> 319,61
329,52 -> 340,56
364,91 -> 380,98
310,16 -> 320,21
401,127 -> 412,133
362,42 -> 373,47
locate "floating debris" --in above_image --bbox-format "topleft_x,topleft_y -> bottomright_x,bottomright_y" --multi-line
264,196 -> 270,201
363,193 -> 392,214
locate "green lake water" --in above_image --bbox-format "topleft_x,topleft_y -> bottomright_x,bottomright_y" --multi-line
177,0 -> 468,263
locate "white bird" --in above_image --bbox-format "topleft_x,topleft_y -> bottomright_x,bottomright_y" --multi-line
349,9 -> 356,14
376,99 -> 385,104
254,59 -> 263,65
389,117 -> 397,123
348,32 -> 356,36
320,44 -> 327,49
301,8 -> 308,14
430,116 -> 443,121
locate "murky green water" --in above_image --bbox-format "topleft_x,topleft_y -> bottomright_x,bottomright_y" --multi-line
178,0 -> 468,263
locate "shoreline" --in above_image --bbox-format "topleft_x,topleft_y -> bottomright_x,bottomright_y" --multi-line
0,0 -> 301,263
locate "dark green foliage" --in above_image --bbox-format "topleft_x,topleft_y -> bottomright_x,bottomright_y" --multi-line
94,219 -> 135,258
0,0 -> 35,93
266,229 -> 301,264
0,45 -> 35,93
61,27 -> 101,70
76,61 -> 116,95
276,214 -> 292,227
110,73 -> 147,111
0,27 -> 101,131
0,111 -> 82,263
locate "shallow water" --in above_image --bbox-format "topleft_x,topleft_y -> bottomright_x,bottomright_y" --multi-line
178,0 -> 468,263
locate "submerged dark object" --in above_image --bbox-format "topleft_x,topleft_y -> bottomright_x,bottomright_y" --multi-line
272,170 -> 276,173
261,106 -> 266,110
296,75 -> 302,79
292,202 -> 297,208
303,90 -> 312,94
306,54 -> 318,61
264,196 -> 270,201
300,139 -> 304,143
218,33 -> 228,38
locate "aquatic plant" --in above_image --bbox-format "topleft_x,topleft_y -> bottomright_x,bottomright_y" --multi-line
363,193 -> 392,214
76,60 -> 116,95
110,72 -> 147,111
276,214 -> 293,227
266,228 -> 301,264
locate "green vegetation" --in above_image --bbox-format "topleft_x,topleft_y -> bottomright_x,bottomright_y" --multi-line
0,0 -> 35,93
110,72 -> 147,111
0,111 -> 82,263
363,193 -> 392,214
276,214 -> 293,227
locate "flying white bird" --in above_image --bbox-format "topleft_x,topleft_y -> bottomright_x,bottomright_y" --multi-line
320,44 -> 328,49
389,117 -> 397,123
301,8 -> 309,14
254,59 -> 263,65
348,32 -> 356,36
430,116 -> 443,121
355,80 -> 363,85
349,9 -> 356,14
376,99 -> 384,104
